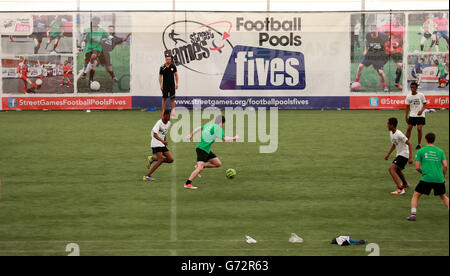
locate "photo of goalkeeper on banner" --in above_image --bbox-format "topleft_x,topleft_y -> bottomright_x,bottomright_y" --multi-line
76,12 -> 131,93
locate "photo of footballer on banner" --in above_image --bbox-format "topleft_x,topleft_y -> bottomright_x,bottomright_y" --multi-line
407,52 -> 449,91
408,12 -> 449,53
76,12 -> 131,93
350,13 -> 405,92
2,55 -> 74,94
1,14 -> 73,55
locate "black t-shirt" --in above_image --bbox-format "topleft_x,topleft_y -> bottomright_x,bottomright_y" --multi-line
101,35 -> 123,53
365,32 -> 389,59
159,63 -> 177,90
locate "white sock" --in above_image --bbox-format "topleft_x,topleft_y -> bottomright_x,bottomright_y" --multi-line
411,208 -> 417,215
84,62 -> 92,74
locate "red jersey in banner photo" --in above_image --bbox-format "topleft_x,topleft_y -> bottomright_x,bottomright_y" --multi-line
63,64 -> 72,73
379,22 -> 404,54
433,16 -> 448,31
17,62 -> 28,78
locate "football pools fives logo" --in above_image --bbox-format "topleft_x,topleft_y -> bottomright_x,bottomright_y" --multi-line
220,45 -> 306,90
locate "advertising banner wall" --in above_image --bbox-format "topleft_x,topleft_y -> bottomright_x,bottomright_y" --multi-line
0,11 -> 448,110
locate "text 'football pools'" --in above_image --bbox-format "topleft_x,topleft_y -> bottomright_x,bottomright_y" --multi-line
220,45 -> 306,90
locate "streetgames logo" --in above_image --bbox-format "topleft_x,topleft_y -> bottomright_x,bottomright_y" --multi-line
0,15 -> 33,35
162,20 -> 234,75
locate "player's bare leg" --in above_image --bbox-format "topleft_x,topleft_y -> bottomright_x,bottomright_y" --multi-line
396,167 -> 408,188
405,124 -> 413,140
389,164 -> 405,194
417,124 -> 423,146
170,98 -> 176,117
440,194 -> 449,208
145,152 -> 174,177
161,98 -> 167,115
33,38 -> 41,54
89,57 -> 98,82
354,63 -> 365,82
377,69 -> 387,91
52,37 -> 60,52
203,157 -> 222,168
395,62 -> 403,89
106,66 -> 118,82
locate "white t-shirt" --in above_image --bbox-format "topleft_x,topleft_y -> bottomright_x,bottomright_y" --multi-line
405,93 -> 426,118
354,23 -> 361,34
390,129 -> 409,158
151,119 -> 170,148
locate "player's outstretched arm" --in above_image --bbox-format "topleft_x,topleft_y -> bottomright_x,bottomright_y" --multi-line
223,135 -> 239,142
154,133 -> 168,145
406,140 -> 413,163
442,160 -> 448,178
418,101 -> 427,116
186,126 -> 202,140
415,161 -> 422,174
385,145 -> 395,160
405,105 -> 410,123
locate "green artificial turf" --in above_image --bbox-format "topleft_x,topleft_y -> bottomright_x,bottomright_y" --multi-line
0,109 -> 448,256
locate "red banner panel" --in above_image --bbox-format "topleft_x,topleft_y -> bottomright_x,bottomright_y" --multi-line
350,95 -> 449,109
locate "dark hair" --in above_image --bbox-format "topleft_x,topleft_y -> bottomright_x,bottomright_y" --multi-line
425,132 -> 436,143
108,25 -> 115,28
215,115 -> 225,124
410,81 -> 418,87
164,109 -> 171,116
388,117 -> 398,128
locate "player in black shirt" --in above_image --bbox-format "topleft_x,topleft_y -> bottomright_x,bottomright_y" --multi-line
159,55 -> 179,117
353,24 -> 390,92
100,25 -> 131,83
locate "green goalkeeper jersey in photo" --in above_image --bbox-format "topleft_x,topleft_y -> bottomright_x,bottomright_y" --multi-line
84,27 -> 109,53
415,146 -> 447,183
196,124 -> 226,154
49,20 -> 62,37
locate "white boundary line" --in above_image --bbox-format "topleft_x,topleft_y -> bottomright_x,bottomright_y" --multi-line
170,142 -> 177,256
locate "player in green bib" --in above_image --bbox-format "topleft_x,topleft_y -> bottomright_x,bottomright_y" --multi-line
46,16 -> 65,53
184,115 -> 239,190
79,16 -> 110,83
408,132 -> 448,221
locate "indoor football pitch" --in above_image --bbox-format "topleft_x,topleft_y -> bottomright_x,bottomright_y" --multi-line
0,109 -> 448,256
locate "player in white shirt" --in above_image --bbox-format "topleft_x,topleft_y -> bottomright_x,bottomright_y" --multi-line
143,110 -> 174,181
405,82 -> 427,150
385,117 -> 413,195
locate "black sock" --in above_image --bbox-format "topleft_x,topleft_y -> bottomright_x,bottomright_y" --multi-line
395,68 -> 402,84
89,70 -> 95,82
185,180 -> 192,185
420,45 -> 424,51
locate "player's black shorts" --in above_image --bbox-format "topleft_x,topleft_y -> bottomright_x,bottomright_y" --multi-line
152,147 -> 169,154
408,117 -> 426,126
361,56 -> 388,71
424,33 -> 432,39
85,50 -> 106,66
415,181 -> 446,196
391,52 -> 402,63
392,155 -> 408,170
162,88 -> 176,99
32,33 -> 44,42
196,148 -> 217,163
100,51 -> 112,67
